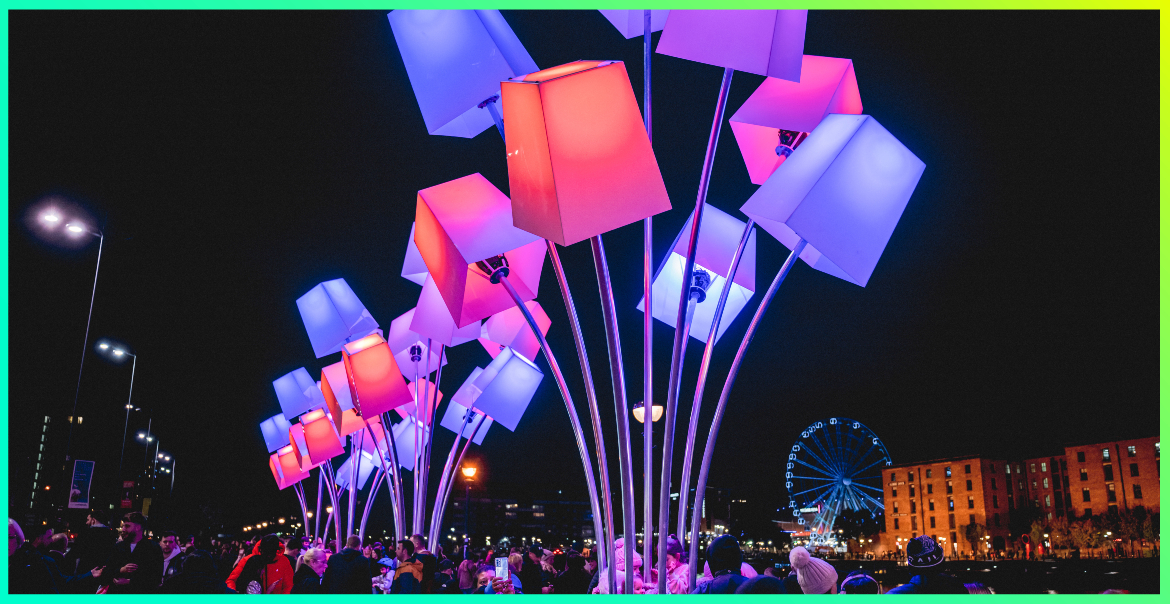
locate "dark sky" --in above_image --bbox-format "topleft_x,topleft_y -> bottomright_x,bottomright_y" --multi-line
8,10 -> 1158,534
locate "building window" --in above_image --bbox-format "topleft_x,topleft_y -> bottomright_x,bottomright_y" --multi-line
1061,460 -> 1067,472
1133,484 -> 1143,499
893,502 -> 899,513
968,496 -> 975,509
993,513 -> 1001,527
1080,469 -> 1089,481
894,518 -> 899,530
1005,465 -> 1011,475
912,516 -> 918,531
1016,464 -> 1022,474
911,501 -> 916,513
1084,508 -> 1092,517
908,471 -> 915,482
1103,465 -> 1114,481
1032,480 -> 1038,489
1047,511 -> 1053,520
927,484 -> 933,494
891,472 -> 896,482
926,469 -> 933,478
991,478 -> 997,490
1129,463 -> 1139,477
968,514 -> 975,525
1041,462 -> 1047,472
945,467 -> 952,478
1018,480 -> 1024,491
1045,495 -> 1051,507
929,500 -> 935,511
966,480 -> 973,491
946,481 -> 953,494
930,516 -> 936,528
892,487 -> 898,498
910,485 -> 916,497
1106,484 -> 1117,503
1127,445 -> 1136,457
990,463 -> 996,472
965,464 -> 971,474
1030,463 -> 1036,473
948,514 -> 956,529
948,498 -> 954,511
1102,448 -> 1111,461
992,495 -> 999,509
1043,478 -> 1049,489
1077,451 -> 1085,462
1082,488 -> 1091,502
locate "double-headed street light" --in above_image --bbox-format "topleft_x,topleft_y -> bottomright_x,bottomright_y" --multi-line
98,341 -> 139,485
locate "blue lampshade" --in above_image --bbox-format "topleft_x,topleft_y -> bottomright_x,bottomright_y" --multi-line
388,10 -> 539,138
273,367 -> 327,420
333,449 -> 378,491
464,347 -> 543,432
637,204 -> 757,344
391,417 -> 430,472
740,114 -> 925,287
260,413 -> 293,453
296,278 -> 381,358
438,367 -> 493,444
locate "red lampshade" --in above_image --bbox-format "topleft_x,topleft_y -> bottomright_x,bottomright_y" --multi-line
276,444 -> 310,487
287,423 -> 315,471
340,333 -> 416,418
502,60 -> 671,246
301,409 -> 345,465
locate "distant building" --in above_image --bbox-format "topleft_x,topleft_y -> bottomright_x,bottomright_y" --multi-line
1063,437 -> 1160,518
445,494 -> 594,549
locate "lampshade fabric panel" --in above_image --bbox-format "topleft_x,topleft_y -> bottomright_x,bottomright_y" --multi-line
301,410 -> 346,465
730,55 -> 863,184
502,61 -> 672,246
598,9 -> 669,38
388,10 -> 538,138
333,449 -> 378,491
260,413 -> 293,453
395,379 -> 444,422
273,367 -> 327,420
296,279 -> 380,358
741,114 -> 925,287
466,347 -> 543,432
478,300 -> 550,361
655,10 -> 807,81
387,308 -> 449,379
401,222 -> 429,285
410,276 -> 484,346
439,399 -> 492,445
341,335 -> 416,418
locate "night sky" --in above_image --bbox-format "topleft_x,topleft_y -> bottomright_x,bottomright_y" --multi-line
7,10 -> 1158,535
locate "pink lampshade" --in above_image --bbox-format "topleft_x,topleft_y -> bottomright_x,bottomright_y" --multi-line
272,447 -> 308,489
478,300 -> 550,361
300,409 -> 345,466
655,10 -> 807,82
386,307 -> 448,379
409,276 -> 483,346
598,10 -> 669,38
730,56 -> 863,184
319,361 -> 352,436
401,222 -> 429,285
395,379 -> 445,422
286,423 -> 319,473
414,173 -> 546,327
340,333 -> 416,417
502,61 -> 672,246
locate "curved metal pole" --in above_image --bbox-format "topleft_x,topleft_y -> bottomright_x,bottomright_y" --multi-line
658,66 -> 733,593
657,294 -> 697,584
434,415 -> 486,547
293,482 -> 310,536
589,235 -> 637,594
322,462 -> 344,549
64,231 -> 103,471
686,240 -> 806,574
415,341 -> 433,536
419,344 -> 444,542
347,432 -> 360,536
641,8 -> 656,582
364,420 -> 402,541
117,354 -> 137,485
359,468 -> 385,542
676,219 -> 754,540
546,241 -> 613,584
498,273 -> 610,588
429,401 -> 475,549
380,413 -> 407,538
315,470 -> 323,540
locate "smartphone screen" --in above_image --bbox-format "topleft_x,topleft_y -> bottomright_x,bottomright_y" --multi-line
495,557 -> 509,579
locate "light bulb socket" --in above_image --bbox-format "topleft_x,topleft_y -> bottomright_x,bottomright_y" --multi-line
475,255 -> 511,284
775,129 -> 809,158
409,344 -> 423,363
689,268 -> 713,303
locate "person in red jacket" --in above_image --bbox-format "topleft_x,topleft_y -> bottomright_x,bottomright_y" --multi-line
226,534 -> 293,594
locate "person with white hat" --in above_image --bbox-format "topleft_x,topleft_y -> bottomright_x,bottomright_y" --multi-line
789,545 -> 838,594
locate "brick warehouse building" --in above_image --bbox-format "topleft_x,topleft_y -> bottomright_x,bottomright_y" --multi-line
880,436 -> 1158,558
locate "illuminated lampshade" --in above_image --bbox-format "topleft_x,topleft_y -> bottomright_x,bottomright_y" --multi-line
260,413 -> 293,453
637,205 -> 756,343
632,401 -> 664,423
273,368 -> 327,420
395,379 -> 444,422
341,334 -> 416,417
388,10 -> 539,138
413,173 -> 546,327
391,417 -> 430,472
319,361 -> 354,434
296,279 -> 381,359
269,453 -> 304,491
409,276 -> 484,346
280,425 -> 315,480
439,369 -> 494,445
333,449 -> 378,491
401,222 -> 429,285
461,347 -> 543,432
478,300 -> 550,362
502,61 -> 672,246
656,10 -> 807,82
729,56 -> 863,184
386,308 -> 448,380
740,114 -> 925,287
300,409 -> 346,466
598,10 -> 669,38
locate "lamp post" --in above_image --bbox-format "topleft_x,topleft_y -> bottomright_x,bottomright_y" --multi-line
462,465 -> 477,559
99,342 -> 139,486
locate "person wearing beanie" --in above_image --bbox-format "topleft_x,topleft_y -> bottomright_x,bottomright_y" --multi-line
885,535 -> 966,594
839,569 -> 881,594
642,534 -> 691,594
691,535 -> 747,594
735,575 -> 788,594
789,546 -> 838,594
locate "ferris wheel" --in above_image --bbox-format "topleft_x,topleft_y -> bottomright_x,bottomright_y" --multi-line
786,418 -> 891,543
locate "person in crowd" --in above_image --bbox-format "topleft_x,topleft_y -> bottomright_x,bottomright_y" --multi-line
160,550 -> 229,594
840,569 -> 881,594
539,549 -> 557,592
519,545 -> 544,595
552,551 -> 591,594
291,547 -> 328,594
8,518 -> 102,594
651,534 -> 690,594
457,558 -> 479,594
226,533 -> 294,594
65,513 -> 117,577
159,531 -> 187,586
26,524 -> 54,554
735,575 -> 788,594
965,582 -> 994,594
434,558 -> 459,593
182,535 -> 197,555
390,538 -> 424,594
105,512 -> 164,594
410,534 -> 438,593
789,545 -> 838,594
691,534 -> 747,594
283,536 -> 304,570
885,535 -> 967,594
591,537 -> 641,594
46,533 -> 69,566
321,535 -> 372,594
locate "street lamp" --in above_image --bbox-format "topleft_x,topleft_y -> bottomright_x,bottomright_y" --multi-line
462,465 -> 477,559
631,401 -> 663,423
98,341 -> 139,488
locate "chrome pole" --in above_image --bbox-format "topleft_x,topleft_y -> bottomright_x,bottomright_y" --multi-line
359,468 -> 385,542
436,415 -> 486,545
498,273 -> 609,589
63,230 -> 103,471
322,462 -> 345,549
363,420 -> 401,541
428,400 -> 471,548
380,413 -> 407,538
347,431 -> 360,536
658,66 -> 733,593
116,353 -> 137,485
676,219 -> 754,540
315,470 -> 323,540
589,234 -> 637,594
641,8 -> 656,582
420,344 -> 444,542
415,341 -> 433,536
546,241 -> 613,585
686,240 -> 806,573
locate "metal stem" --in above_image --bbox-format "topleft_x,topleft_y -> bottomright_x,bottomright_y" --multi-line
323,462 -> 344,549
415,342 -> 433,536
545,240 -> 613,583
359,469 -> 384,542
498,273 -> 609,588
686,240 -> 806,574
315,470 -> 323,540
657,294 -> 697,585
429,399 -> 475,548
589,234 -> 637,594
642,8 -> 655,582
347,431 -> 359,536
659,66 -> 733,593
676,219 -> 754,541
420,344 -> 444,543
438,415 -> 485,544
485,99 -> 505,138
363,421 -> 401,541
294,482 -> 310,536
117,354 -> 137,486
64,232 -> 102,472
380,412 -> 407,538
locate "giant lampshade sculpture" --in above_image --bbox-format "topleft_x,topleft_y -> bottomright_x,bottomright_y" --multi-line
273,368 -> 326,420
300,409 -> 346,466
656,9 -> 807,81
729,55 -> 863,184
439,368 -> 494,445
478,300 -> 550,361
259,413 -> 293,453
296,278 -> 380,358
388,9 -> 539,138
598,9 -> 669,38
395,379 -> 444,420
410,276 -> 484,346
401,222 -> 429,285
339,334 -> 415,417
386,308 -> 447,380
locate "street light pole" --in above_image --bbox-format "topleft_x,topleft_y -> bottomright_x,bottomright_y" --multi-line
462,466 -> 477,559
63,226 -> 103,475
116,352 -> 138,486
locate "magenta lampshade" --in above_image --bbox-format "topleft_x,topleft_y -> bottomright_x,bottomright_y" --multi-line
598,10 -> 669,38
730,56 -> 863,184
740,114 -> 925,287
388,10 -> 539,138
478,300 -> 550,362
273,367 -> 327,420
656,10 -> 807,82
287,423 -> 320,472
386,307 -> 449,379
414,173 -> 546,327
409,276 -> 483,346
401,222 -> 429,286
296,278 -> 381,359
637,204 -> 756,344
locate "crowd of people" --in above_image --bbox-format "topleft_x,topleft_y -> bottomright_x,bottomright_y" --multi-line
10,512 -> 1138,594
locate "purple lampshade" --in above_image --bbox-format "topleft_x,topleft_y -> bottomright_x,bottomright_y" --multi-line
409,275 -> 483,347
401,222 -> 429,285
296,278 -> 380,358
273,367 -> 327,420
259,413 -> 293,453
598,10 -> 669,39
656,10 -> 807,82
386,307 -> 449,380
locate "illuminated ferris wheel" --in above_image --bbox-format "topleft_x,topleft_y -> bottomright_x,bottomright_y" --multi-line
786,418 -> 891,543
